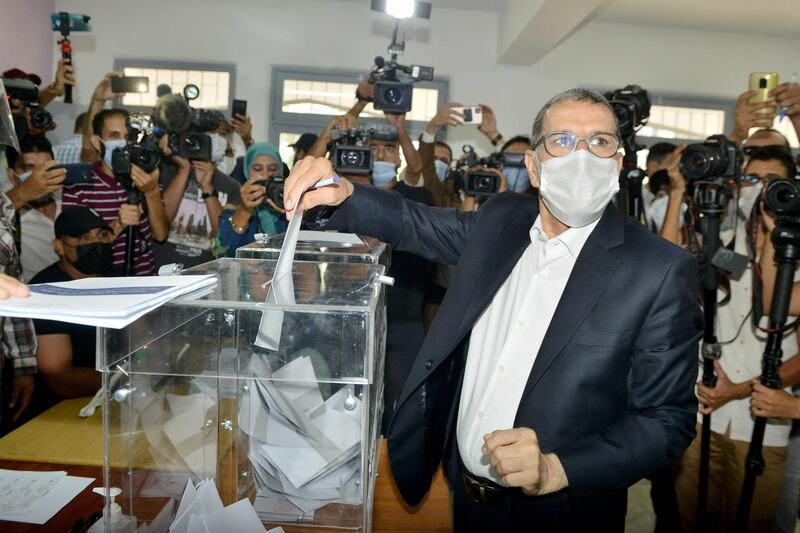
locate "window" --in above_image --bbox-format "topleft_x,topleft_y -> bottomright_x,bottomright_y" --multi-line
113,59 -> 236,112
270,67 -> 448,150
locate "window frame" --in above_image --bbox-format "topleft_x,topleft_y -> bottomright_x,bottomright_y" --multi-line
269,66 -> 449,146
112,58 -> 237,114
635,93 -> 737,148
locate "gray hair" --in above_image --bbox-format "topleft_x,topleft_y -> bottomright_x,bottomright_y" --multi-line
530,88 -> 619,147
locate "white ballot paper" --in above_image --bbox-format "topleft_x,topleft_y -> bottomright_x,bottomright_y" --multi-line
0,470 -> 93,524
0,275 -> 216,328
296,230 -> 364,247
255,205 -> 302,350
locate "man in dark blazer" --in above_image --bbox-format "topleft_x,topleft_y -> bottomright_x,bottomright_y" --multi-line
283,88 -> 703,531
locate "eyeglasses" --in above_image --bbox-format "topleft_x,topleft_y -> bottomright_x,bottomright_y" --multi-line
742,173 -> 784,185
534,131 -> 620,159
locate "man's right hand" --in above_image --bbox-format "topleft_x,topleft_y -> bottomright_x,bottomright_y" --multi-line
664,144 -> 687,194
14,160 -> 66,203
731,90 -> 776,141
117,203 -> 140,228
425,102 -> 464,134
323,114 -> 358,137
283,156 -> 354,217
92,71 -> 124,102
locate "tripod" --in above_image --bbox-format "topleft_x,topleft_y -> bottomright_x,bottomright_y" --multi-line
124,188 -> 141,277
617,136 -> 647,225
734,218 -> 800,531
693,182 -> 733,531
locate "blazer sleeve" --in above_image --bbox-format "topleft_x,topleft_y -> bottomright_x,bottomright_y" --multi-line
323,182 -> 477,265
556,250 -> 702,506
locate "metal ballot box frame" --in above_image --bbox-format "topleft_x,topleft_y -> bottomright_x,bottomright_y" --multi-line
98,258 -> 387,532
236,233 -> 390,268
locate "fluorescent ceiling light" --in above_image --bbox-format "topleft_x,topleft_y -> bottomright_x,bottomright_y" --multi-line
385,0 -> 415,19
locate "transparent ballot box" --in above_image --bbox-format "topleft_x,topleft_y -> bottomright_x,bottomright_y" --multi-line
98,257 -> 387,532
236,232 -> 390,267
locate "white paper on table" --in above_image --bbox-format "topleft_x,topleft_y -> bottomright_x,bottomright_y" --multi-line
0,275 -> 216,329
0,469 -> 66,515
296,230 -> 364,247
254,206 -> 301,350
203,498 -> 267,533
0,475 -> 93,525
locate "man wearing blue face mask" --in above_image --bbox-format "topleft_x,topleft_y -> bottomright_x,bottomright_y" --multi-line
63,108 -> 169,276
284,88 -> 703,531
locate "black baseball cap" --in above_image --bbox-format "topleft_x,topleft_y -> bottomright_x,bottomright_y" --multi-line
290,133 -> 318,152
55,207 -> 112,239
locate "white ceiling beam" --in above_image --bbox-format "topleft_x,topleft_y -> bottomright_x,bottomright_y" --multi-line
497,0 -> 606,65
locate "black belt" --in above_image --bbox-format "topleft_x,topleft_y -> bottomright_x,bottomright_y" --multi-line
461,466 -> 508,505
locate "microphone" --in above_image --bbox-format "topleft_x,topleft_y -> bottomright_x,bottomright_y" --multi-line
155,93 -> 191,133
156,84 -> 172,98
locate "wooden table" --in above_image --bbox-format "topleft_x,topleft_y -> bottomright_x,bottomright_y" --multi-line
0,398 -> 452,532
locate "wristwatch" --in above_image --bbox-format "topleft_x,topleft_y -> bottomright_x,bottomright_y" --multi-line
355,87 -> 373,103
201,190 -> 218,200
490,133 -> 504,147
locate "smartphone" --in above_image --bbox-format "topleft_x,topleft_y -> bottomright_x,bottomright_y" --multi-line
452,106 -> 482,125
231,99 -> 248,119
50,13 -> 91,33
111,76 -> 150,94
748,72 -> 779,113
53,164 -> 94,186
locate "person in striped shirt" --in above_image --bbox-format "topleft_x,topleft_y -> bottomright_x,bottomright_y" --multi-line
63,109 -> 169,275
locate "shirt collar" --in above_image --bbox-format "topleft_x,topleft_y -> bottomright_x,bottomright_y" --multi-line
530,215 -> 600,257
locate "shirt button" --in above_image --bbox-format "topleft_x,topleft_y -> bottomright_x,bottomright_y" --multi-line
478,410 -> 484,418
518,320 -> 525,327
498,364 -> 505,372
425,359 -> 433,370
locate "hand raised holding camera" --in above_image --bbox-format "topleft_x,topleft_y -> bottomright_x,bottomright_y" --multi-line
478,104 -> 500,140
54,59 -> 76,96
92,71 -> 124,102
192,161 -> 215,193
731,90 -> 776,142
283,156 -> 354,218
426,102 -> 465,134
232,114 -> 253,145
239,178 -> 267,213
130,165 -> 159,195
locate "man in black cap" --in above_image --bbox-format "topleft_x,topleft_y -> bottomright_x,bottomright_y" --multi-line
26,207 -> 118,416
291,133 -> 318,166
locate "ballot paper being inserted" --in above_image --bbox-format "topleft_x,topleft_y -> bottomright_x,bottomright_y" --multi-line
254,205 -> 301,350
0,275 -> 216,329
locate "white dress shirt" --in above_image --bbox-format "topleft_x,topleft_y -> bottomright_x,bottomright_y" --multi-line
457,215 -> 599,483
703,220 -> 796,447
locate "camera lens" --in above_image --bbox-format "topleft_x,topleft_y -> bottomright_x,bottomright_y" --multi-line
383,87 -> 404,106
611,103 -> 632,132
680,145 -> 717,180
765,179 -> 800,215
477,176 -> 493,191
341,150 -> 365,168
185,137 -> 200,153
30,108 -> 53,130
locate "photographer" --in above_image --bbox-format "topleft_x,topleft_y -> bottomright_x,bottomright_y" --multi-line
5,137 -> 66,281
80,71 -> 123,164
215,142 -> 287,257
64,108 -> 169,276
668,146 -> 800,532
155,136 -> 240,268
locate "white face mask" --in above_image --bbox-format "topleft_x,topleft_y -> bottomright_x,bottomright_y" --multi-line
210,133 -> 227,163
434,160 -> 448,182
372,161 -> 397,187
216,155 -> 236,176
738,184 -> 763,218
536,149 -> 620,227
647,194 -> 686,232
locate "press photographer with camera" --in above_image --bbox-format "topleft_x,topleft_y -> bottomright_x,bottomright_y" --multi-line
64,108 -> 169,276
665,144 -> 800,532
5,137 -> 67,281
730,82 -> 800,144
79,71 -> 123,164
215,142 -> 287,257
283,88 -> 703,530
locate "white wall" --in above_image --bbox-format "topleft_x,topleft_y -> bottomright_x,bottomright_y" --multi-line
48,0 -> 800,150
0,0 -> 55,83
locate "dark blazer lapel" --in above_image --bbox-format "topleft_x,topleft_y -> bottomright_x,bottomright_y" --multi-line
515,205 -> 626,411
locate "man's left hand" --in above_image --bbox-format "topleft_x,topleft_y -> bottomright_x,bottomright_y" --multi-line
232,114 -> 253,145
131,165 -> 160,195
772,82 -> 800,118
751,381 -> 800,419
10,375 -> 34,423
384,111 -> 406,130
697,361 -> 749,414
482,428 -> 567,496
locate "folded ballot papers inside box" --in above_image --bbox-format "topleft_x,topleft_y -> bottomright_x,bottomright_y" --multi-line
236,231 -> 390,268
98,257 -> 387,532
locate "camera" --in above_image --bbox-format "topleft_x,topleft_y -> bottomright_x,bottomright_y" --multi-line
329,124 -> 398,175
764,178 -> 800,216
447,145 -> 523,198
27,103 -> 53,130
170,132 -> 212,161
370,56 -> 434,113
254,175 -> 286,210
1,77 -> 53,139
680,135 -> 742,182
604,85 -> 651,138
110,113 -> 162,186
191,108 -> 225,132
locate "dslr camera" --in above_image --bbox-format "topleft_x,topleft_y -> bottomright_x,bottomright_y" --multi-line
1,77 -> 54,140
604,84 -> 651,138
679,134 -> 742,182
764,178 -> 800,216
254,175 -> 287,210
370,56 -> 434,114
110,113 -> 162,187
329,124 -> 398,175
448,145 -> 526,198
